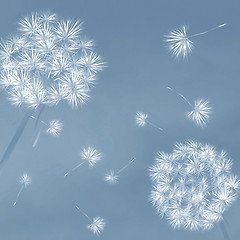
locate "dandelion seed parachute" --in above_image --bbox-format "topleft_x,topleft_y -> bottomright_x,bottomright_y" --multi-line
87,217 -> 106,235
32,118 -> 63,147
104,158 -> 136,184
136,112 -> 148,127
104,170 -> 119,184
167,87 -> 212,127
165,25 -> 193,58
187,99 -> 212,128
13,173 -> 31,206
135,112 -> 163,132
64,146 -> 103,177
75,205 -> 106,235
165,23 -> 226,58
149,140 -> 239,231
46,120 -> 63,136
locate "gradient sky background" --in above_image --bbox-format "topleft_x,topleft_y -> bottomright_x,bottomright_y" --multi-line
0,0 -> 240,239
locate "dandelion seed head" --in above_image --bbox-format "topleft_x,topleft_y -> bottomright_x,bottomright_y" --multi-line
87,217 -> 106,235
81,146 -> 103,167
187,99 -> 212,127
46,120 -> 63,136
165,25 -> 193,58
0,12 -> 105,109
136,112 -> 148,127
149,140 -> 239,231
104,170 -> 118,184
19,173 -> 31,187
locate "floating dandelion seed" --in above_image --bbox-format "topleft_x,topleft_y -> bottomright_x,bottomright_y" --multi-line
0,11 -> 105,170
75,205 -> 106,235
136,112 -> 148,127
104,170 -> 118,184
64,146 -> 103,177
149,140 -> 239,232
136,112 -> 163,132
30,115 -> 63,147
13,173 -> 31,206
105,158 -> 136,184
187,99 -> 212,128
88,217 -> 106,235
165,25 -> 193,58
165,23 -> 226,58
46,120 -> 63,136
167,87 -> 212,127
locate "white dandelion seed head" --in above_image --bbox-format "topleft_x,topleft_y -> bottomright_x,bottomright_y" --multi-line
60,70 -> 90,108
187,99 -> 212,127
0,11 -> 105,109
46,120 -> 63,136
104,170 -> 118,184
81,146 -> 103,167
87,217 -> 106,235
149,140 -> 239,231
19,173 -> 31,187
136,112 -> 148,127
165,25 -> 194,58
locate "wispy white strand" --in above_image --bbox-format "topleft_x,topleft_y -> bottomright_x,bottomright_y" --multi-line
64,161 -> 85,177
32,128 -> 42,147
13,185 -> 24,206
189,23 -> 227,38
105,158 -> 136,184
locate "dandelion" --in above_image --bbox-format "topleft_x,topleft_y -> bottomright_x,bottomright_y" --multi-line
136,112 -> 163,132
64,146 -> 103,177
0,11 -> 105,170
0,12 -> 104,108
167,87 -> 212,127
105,158 -> 136,184
165,23 -> 226,58
13,173 -> 31,206
149,140 -> 239,232
75,205 -> 106,235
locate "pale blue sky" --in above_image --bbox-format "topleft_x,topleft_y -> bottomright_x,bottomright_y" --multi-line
0,0 -> 240,239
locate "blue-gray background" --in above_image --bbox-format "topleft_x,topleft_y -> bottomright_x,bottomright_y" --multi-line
0,0 -> 239,239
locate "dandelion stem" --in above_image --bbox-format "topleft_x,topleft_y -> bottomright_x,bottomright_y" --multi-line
219,221 -> 231,240
34,104 -> 46,130
64,161 -> 85,177
189,23 -> 226,38
32,128 -> 43,148
75,205 -> 92,222
167,86 -> 193,107
117,158 -> 136,174
13,185 -> 24,207
0,110 -> 33,172
147,120 -> 163,131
